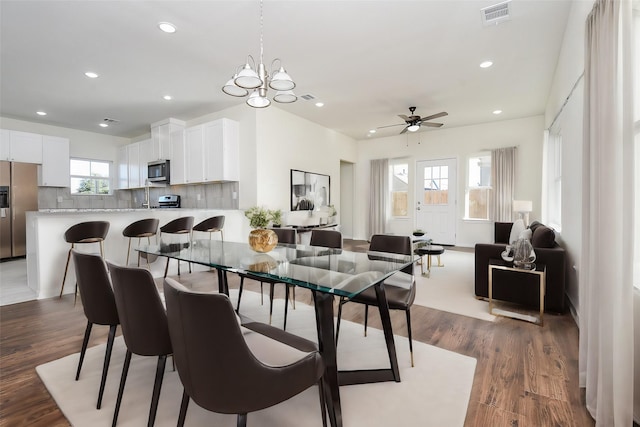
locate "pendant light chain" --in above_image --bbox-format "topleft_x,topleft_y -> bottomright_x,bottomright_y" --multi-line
259,0 -> 264,66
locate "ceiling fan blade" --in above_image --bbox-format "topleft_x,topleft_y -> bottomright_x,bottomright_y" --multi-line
377,123 -> 406,129
397,114 -> 410,121
399,126 -> 409,134
420,111 -> 448,121
421,122 -> 444,128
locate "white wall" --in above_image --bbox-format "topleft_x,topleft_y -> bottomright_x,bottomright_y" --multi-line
353,115 -> 544,244
0,116 -> 130,160
340,161 -> 355,238
254,107 -> 357,218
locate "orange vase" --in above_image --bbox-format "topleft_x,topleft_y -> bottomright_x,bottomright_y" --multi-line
248,228 -> 278,253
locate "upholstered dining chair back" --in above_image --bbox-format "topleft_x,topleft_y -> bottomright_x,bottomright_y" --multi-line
122,218 -> 160,266
310,229 -> 343,249
71,250 -> 119,409
193,215 -> 225,240
107,261 -> 172,427
271,227 -> 296,244
163,277 -> 325,426
160,216 -> 194,235
369,234 -> 414,275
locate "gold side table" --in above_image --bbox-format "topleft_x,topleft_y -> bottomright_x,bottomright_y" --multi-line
488,262 -> 546,326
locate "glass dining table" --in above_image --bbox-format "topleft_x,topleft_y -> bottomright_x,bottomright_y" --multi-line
138,238 -> 416,427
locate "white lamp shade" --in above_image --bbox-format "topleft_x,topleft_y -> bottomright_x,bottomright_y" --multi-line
222,77 -> 249,97
273,90 -> 297,103
235,64 -> 262,89
513,200 -> 533,212
269,67 -> 295,91
246,90 -> 271,108
407,124 -> 420,132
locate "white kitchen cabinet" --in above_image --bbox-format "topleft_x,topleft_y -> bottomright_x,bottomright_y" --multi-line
127,142 -> 141,188
185,125 -> 205,184
117,146 -> 129,190
38,135 -> 69,187
203,118 -> 239,182
4,131 -> 43,163
0,129 -> 10,160
150,118 -> 185,161
169,128 -> 186,185
138,138 -> 154,184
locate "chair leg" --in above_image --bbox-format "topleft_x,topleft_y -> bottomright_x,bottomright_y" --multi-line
148,355 -> 167,427
76,321 -> 93,380
269,283 -> 275,325
291,286 -> 296,310
126,238 -> 132,266
260,282 -> 264,305
112,350 -> 132,427
236,276 -> 245,312
364,305 -> 369,337
164,257 -> 170,278
318,380 -> 327,427
97,324 -> 117,410
177,389 -> 189,427
60,246 -> 73,298
237,414 -> 247,427
406,309 -> 414,367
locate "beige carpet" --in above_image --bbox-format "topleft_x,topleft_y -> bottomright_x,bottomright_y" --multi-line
413,249 -> 496,321
37,290 -> 476,427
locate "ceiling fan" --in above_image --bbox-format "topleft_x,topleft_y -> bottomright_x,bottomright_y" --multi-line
378,107 -> 448,134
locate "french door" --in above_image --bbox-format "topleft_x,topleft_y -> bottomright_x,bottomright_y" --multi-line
415,158 -> 457,245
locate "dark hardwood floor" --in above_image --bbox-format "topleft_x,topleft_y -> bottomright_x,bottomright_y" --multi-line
0,241 -> 594,427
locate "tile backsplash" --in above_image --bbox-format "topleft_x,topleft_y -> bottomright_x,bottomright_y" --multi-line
38,181 -> 239,210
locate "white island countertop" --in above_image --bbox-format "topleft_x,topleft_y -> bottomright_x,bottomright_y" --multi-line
27,209 -> 249,299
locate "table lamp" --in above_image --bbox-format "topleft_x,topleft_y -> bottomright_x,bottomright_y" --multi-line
513,200 -> 533,226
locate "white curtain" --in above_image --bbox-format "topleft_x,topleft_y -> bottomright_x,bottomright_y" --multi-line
368,158 -> 389,239
580,1 -> 635,425
489,147 -> 516,222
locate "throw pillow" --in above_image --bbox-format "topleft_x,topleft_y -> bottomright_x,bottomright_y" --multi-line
532,226 -> 556,248
529,221 -> 543,234
509,219 -> 526,244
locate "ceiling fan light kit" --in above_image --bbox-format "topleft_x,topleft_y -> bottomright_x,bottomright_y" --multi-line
377,106 -> 448,134
222,0 -> 297,108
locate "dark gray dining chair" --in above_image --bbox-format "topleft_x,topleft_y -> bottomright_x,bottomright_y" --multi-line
335,234 -> 417,366
71,250 -> 119,410
236,228 -> 297,330
163,277 -> 325,427
107,261 -> 172,427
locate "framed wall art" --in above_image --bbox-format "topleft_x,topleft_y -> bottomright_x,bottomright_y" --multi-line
290,169 -> 330,211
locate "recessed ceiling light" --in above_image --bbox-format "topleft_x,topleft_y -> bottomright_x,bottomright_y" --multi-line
99,123 -> 109,128
369,129 -> 376,134
163,95 -> 173,101
480,61 -> 493,68
84,71 -> 99,78
493,109 -> 502,115
315,102 -> 324,107
158,22 -> 177,33
36,111 -> 47,116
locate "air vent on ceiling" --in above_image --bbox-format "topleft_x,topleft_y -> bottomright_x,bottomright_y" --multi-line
481,0 -> 511,26
102,117 -> 120,124
300,94 -> 317,101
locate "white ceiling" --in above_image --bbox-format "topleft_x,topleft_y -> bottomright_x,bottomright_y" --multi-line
0,0 -> 572,140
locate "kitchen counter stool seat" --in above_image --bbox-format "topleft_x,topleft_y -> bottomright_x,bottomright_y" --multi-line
160,216 -> 194,278
122,218 -> 160,266
59,221 -> 110,298
192,215 -> 225,241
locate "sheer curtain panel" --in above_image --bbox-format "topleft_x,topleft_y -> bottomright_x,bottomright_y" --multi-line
368,159 -> 389,239
580,1 -> 635,425
489,147 -> 516,222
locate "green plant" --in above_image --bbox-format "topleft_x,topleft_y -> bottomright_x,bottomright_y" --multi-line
328,204 -> 337,216
244,206 -> 273,229
270,209 -> 283,226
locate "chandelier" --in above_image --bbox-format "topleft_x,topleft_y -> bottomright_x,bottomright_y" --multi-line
222,0 -> 296,108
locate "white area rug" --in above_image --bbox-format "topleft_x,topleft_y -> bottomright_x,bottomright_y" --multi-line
413,249 -> 496,321
37,290 -> 476,427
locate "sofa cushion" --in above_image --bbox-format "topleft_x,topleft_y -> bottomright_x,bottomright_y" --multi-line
531,225 -> 556,248
529,220 -> 543,234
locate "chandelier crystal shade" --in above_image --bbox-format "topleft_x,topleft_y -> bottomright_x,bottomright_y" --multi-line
222,0 -> 297,108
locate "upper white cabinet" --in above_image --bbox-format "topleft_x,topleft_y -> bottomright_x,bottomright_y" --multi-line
170,128 -> 186,185
138,138 -> 153,184
116,146 -> 129,190
2,130 -> 43,163
38,135 -> 70,187
150,118 -> 185,161
127,142 -> 141,188
181,118 -> 239,184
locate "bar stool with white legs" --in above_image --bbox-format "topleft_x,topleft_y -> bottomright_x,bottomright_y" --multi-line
59,221 -> 110,298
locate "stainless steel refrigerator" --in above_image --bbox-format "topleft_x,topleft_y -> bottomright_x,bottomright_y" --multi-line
0,161 -> 38,259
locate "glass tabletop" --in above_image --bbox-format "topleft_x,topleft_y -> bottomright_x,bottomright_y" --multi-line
138,239 -> 416,299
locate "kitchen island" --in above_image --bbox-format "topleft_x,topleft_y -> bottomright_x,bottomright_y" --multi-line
26,209 -> 249,299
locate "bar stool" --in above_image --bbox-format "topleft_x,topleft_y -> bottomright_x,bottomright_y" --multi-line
160,216 -> 194,278
122,218 -> 160,266
59,221 -> 110,298
192,215 -> 225,241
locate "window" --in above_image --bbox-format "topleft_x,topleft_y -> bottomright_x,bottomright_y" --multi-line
422,165 -> 449,205
465,153 -> 491,220
70,158 -> 111,195
390,161 -> 408,217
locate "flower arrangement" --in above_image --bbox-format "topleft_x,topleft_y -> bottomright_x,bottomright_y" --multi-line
270,209 -> 283,227
244,206 -> 282,229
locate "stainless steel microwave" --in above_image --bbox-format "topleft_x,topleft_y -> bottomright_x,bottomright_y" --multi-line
148,160 -> 170,183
